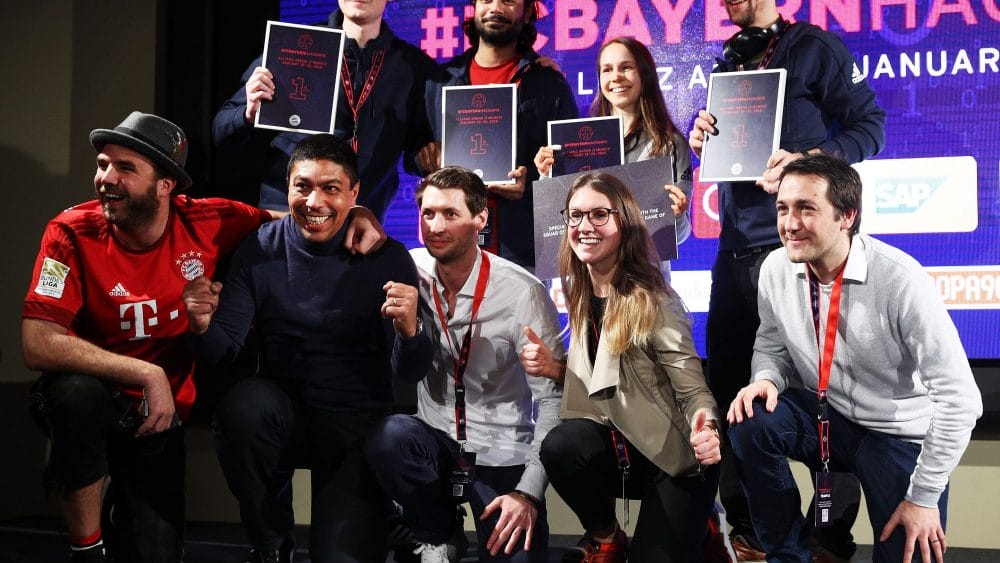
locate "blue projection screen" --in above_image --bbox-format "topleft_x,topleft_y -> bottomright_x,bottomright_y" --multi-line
280,0 -> 1000,360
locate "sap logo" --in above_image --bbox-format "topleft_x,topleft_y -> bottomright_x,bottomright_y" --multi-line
873,178 -> 943,214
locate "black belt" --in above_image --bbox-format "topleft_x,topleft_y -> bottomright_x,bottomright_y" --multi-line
727,243 -> 782,259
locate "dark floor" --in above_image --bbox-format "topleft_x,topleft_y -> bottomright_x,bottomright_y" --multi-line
2,517 -> 999,562
0,517 -> 579,563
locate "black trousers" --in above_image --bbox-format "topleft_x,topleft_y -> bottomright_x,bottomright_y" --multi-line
540,418 -> 719,563
29,373 -> 185,562
213,377 -> 387,563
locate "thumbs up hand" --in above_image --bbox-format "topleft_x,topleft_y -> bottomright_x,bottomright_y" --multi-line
519,326 -> 565,383
689,409 -> 722,466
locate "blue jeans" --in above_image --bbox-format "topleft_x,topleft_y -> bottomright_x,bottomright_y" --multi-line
728,388 -> 948,562
364,414 -> 549,562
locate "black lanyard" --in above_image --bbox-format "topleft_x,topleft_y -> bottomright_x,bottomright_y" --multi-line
590,298 -> 633,525
431,250 -> 491,443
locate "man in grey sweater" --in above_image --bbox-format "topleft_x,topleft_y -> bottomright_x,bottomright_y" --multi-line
726,154 -> 981,562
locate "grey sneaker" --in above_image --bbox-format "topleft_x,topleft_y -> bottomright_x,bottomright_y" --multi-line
392,504 -> 468,563
414,542 -> 450,563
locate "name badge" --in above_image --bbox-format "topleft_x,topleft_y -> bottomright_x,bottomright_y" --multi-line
448,450 -> 477,502
814,470 -> 835,528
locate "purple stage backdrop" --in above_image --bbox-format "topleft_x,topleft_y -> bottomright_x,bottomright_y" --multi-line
278,0 -> 1000,360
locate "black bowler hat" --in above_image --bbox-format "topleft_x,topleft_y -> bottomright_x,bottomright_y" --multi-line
89,111 -> 193,191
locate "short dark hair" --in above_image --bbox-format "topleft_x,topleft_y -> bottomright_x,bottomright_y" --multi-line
462,0 -> 539,52
780,154 -> 862,235
287,134 -> 359,185
416,167 -> 488,215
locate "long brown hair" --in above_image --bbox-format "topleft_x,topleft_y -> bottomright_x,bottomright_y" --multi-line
590,37 -> 681,158
559,172 -> 671,355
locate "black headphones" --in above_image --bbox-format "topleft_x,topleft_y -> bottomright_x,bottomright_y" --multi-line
723,18 -> 790,66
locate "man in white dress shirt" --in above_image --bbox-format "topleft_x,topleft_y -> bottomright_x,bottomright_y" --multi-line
365,166 -> 565,562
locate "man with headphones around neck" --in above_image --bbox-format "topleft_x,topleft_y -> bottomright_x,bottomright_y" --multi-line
689,0 -> 886,561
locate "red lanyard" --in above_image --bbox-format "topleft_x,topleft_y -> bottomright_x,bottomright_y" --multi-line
340,49 -> 386,152
430,250 -> 491,442
758,28 -> 785,69
808,266 -> 845,470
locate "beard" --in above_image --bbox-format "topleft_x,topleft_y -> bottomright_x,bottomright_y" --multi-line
475,16 -> 520,47
726,0 -> 756,28
104,182 -> 161,233
427,235 -> 476,266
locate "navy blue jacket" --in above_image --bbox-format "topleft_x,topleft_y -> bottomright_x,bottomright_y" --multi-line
714,22 -> 886,250
428,49 -> 578,269
212,12 -> 439,219
194,217 -> 433,414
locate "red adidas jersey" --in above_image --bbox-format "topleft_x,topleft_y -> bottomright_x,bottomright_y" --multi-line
23,195 -> 271,419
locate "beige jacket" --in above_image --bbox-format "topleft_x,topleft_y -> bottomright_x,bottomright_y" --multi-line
560,297 -> 717,477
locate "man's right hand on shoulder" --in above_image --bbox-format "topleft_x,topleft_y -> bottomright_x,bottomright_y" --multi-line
688,109 -> 718,158
182,276 -> 222,335
727,380 -> 779,424
244,66 -> 275,124
344,206 -> 387,255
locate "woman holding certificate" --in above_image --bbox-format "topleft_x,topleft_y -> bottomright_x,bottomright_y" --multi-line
529,172 -> 721,562
534,38 -> 693,278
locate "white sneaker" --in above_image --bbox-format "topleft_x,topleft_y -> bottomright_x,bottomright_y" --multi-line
413,542 -> 449,563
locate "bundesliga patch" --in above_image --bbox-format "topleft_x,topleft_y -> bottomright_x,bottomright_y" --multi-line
175,250 -> 205,281
35,257 -> 70,298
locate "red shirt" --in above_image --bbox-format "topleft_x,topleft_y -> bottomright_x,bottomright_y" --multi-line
469,58 -> 519,85
23,195 -> 270,419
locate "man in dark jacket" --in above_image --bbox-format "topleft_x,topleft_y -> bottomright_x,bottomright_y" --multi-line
423,0 -> 578,270
213,0 -> 439,219
688,0 -> 886,560
184,134 -> 433,563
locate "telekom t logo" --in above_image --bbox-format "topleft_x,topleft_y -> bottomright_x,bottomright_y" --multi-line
692,167 -> 721,239
119,300 -> 160,341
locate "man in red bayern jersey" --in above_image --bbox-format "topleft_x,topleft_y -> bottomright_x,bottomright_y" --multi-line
21,112 -> 383,562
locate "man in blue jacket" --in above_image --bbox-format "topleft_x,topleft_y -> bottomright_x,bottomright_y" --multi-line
183,134 -> 433,563
688,0 -> 886,559
423,0 -> 578,270
213,0 -> 439,218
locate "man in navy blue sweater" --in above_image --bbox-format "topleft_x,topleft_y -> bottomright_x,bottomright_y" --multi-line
689,0 -> 886,560
183,134 -> 433,563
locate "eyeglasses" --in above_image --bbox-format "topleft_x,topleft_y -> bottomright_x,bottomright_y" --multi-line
560,207 -> 619,227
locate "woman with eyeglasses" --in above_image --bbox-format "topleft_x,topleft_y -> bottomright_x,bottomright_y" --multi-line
530,172 -> 720,562
533,37 -> 693,280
